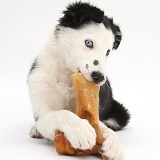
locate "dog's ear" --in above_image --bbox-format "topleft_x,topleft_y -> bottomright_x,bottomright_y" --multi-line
59,2 -> 104,29
109,18 -> 122,50
103,16 -> 122,50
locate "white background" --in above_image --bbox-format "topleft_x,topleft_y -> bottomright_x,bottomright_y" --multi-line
0,0 -> 160,159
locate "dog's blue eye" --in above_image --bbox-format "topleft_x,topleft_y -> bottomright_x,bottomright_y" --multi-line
85,40 -> 93,48
106,49 -> 110,56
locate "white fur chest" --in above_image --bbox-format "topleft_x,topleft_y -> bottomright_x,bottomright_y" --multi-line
54,68 -> 76,113
64,85 -> 76,113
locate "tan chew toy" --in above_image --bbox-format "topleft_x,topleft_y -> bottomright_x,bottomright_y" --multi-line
54,72 -> 104,155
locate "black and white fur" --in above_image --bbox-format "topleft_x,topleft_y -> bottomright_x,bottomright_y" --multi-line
28,2 -> 130,160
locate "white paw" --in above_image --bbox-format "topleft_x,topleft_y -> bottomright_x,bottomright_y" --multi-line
63,119 -> 96,150
29,125 -> 42,138
100,136 -> 125,160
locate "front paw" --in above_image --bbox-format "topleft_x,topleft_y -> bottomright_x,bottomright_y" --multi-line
63,119 -> 96,150
100,137 -> 125,160
29,125 -> 43,138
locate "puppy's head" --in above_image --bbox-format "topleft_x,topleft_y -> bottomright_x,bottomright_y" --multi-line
56,2 -> 122,85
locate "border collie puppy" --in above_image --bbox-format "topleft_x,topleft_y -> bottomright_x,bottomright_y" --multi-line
28,2 -> 130,160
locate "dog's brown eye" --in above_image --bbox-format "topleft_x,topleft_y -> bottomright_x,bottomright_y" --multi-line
85,40 -> 93,48
106,49 -> 110,56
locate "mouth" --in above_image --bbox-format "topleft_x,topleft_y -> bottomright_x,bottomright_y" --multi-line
78,69 -> 105,86
81,70 -> 93,83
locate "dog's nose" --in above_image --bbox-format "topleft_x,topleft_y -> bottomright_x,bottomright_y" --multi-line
91,71 -> 104,83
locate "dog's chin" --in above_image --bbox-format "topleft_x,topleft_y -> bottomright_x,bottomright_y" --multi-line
94,80 -> 105,86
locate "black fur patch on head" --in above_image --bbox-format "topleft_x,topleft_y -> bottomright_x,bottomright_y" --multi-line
103,16 -> 122,50
59,2 -> 104,29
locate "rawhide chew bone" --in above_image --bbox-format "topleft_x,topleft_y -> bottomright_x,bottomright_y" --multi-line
54,72 -> 104,155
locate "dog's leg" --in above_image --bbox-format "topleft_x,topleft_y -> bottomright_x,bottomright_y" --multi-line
29,125 -> 43,138
102,100 -> 130,131
99,121 -> 125,160
35,110 -> 96,150
28,70 -> 96,150
99,79 -> 130,131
